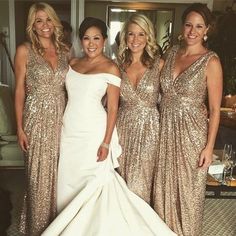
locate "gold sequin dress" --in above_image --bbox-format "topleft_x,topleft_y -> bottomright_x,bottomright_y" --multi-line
117,57 -> 160,204
19,44 -> 68,236
153,45 -> 217,236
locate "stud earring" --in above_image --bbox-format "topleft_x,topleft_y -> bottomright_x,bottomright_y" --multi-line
125,46 -> 128,50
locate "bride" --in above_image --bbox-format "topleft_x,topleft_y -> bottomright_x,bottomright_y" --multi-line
42,17 -> 176,236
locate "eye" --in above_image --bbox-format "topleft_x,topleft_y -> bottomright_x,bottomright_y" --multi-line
138,32 -> 145,37
196,25 -> 204,29
35,19 -> 42,23
184,23 -> 192,27
94,36 -> 100,40
127,32 -> 134,37
47,17 -> 52,22
83,36 -> 89,40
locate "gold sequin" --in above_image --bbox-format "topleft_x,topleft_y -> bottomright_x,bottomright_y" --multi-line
19,45 -> 68,236
153,45 -> 217,236
116,57 -> 160,204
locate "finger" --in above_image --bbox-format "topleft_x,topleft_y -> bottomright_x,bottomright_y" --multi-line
25,138 -> 29,149
20,141 -> 27,152
203,160 -> 211,169
198,155 -> 204,167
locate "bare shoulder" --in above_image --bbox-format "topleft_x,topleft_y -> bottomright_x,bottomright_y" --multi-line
103,59 -> 121,78
15,43 -> 28,57
207,55 -> 222,73
207,54 -> 221,67
15,43 -> 29,68
69,57 -> 80,67
206,54 -> 222,81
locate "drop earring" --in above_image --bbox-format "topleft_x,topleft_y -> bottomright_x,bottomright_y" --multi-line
178,34 -> 183,41
203,34 -> 208,41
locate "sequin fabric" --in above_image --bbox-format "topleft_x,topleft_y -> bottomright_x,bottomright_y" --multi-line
153,45 -> 217,236
116,57 -> 160,204
19,44 -> 68,236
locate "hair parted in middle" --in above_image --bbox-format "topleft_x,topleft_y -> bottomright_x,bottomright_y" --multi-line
118,13 -> 159,69
26,2 -> 68,56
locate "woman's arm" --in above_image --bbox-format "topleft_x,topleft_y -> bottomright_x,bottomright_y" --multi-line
14,44 -> 28,152
198,56 -> 223,169
97,64 -> 121,161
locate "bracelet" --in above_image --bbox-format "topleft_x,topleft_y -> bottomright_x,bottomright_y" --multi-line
101,142 -> 110,149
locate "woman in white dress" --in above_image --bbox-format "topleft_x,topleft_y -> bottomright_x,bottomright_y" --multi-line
42,17 -> 176,236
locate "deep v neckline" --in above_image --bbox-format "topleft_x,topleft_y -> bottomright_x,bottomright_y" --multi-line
125,69 -> 149,91
42,53 -> 60,74
171,48 -> 209,83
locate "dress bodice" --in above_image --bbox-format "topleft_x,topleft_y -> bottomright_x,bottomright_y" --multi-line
63,67 -> 121,133
65,67 -> 120,115
25,45 -> 68,99
160,45 -> 217,110
119,57 -> 160,109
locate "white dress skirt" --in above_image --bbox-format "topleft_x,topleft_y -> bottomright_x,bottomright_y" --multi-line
42,67 -> 176,236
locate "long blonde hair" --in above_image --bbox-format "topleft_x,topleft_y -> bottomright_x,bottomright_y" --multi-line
118,14 -> 158,69
26,2 -> 68,55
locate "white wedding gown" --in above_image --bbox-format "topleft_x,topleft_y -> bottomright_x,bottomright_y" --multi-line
42,67 -> 176,236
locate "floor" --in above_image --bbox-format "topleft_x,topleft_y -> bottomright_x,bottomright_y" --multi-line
0,169 -> 236,236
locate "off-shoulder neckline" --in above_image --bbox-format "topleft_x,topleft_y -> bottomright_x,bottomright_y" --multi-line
69,66 -> 121,80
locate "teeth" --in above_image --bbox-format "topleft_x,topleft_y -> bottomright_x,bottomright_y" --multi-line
42,29 -> 50,32
88,48 -> 96,52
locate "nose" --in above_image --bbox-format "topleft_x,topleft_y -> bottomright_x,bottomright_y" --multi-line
189,26 -> 196,34
42,21 -> 49,27
88,39 -> 94,46
133,34 -> 139,42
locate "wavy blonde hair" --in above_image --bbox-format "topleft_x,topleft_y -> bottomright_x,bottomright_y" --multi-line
118,14 -> 158,69
26,2 -> 68,55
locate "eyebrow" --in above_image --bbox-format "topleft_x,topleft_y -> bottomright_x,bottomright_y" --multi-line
83,34 -> 101,37
185,21 -> 205,26
127,31 -> 145,33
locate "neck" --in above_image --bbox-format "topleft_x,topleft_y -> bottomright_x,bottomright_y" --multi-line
84,53 -> 105,64
181,43 -> 206,56
131,51 -> 143,64
40,38 -> 54,50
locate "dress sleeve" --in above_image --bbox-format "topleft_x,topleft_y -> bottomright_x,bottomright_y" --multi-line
106,74 -> 121,88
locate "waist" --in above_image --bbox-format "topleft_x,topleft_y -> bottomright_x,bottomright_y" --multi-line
161,96 -> 203,106
120,100 -> 157,109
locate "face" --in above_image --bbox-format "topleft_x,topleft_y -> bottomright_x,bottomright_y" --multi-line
182,11 -> 208,46
33,10 -> 54,39
81,26 -> 106,58
126,23 -> 147,54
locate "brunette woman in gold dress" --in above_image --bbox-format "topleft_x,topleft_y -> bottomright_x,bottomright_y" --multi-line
153,3 -> 223,236
116,14 -> 163,204
14,3 -> 68,235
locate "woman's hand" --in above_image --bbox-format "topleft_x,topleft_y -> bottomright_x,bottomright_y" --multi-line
17,130 -> 28,152
97,145 -> 109,162
198,147 -> 213,170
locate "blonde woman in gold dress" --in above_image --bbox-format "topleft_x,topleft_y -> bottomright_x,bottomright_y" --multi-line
14,2 -> 68,235
116,14 -> 163,204
153,3 -> 223,236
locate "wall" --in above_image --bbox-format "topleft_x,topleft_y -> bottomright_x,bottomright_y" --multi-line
213,0 -> 236,12
0,0 -> 11,86
85,1 -> 190,44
